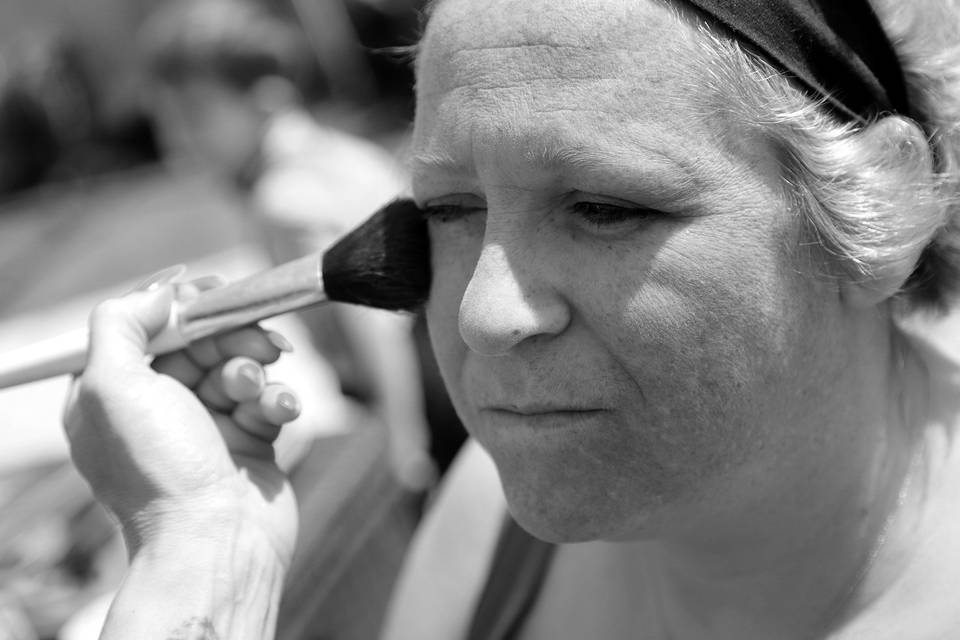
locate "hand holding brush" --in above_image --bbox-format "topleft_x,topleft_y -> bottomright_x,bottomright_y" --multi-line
0,199 -> 431,389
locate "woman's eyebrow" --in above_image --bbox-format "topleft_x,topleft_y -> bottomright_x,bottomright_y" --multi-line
531,142 -> 705,201
410,150 -> 465,177
412,143 -> 693,175
528,142 -> 672,172
410,140 -> 707,207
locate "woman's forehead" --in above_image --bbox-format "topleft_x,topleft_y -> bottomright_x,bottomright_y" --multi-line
415,0 -> 716,112
412,0 -> 730,172
421,0 -> 691,52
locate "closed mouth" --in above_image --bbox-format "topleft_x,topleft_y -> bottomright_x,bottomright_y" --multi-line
483,405 -> 607,416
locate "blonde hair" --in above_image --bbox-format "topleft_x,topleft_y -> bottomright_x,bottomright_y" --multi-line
687,0 -> 960,312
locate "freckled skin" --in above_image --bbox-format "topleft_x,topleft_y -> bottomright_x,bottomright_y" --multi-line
414,0 -> 859,543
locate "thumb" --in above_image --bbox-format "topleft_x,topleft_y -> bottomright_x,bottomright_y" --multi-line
86,286 -> 175,373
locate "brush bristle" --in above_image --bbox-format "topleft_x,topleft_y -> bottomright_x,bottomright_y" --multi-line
321,199 -> 432,310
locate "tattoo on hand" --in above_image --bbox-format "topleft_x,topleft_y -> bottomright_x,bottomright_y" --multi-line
168,618 -> 221,640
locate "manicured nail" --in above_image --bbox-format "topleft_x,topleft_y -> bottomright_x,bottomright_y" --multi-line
277,392 -> 299,413
187,275 -> 227,290
260,386 -> 301,424
222,359 -> 264,401
239,363 -> 264,387
266,331 -> 294,353
130,264 -> 187,293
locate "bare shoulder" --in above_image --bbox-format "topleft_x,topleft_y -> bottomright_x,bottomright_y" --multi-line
380,440 -> 507,640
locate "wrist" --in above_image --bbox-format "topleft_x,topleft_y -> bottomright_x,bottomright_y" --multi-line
102,524 -> 288,639
121,483 -> 298,568
131,514 -> 291,568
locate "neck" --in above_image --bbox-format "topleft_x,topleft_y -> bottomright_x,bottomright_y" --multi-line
616,323 -> 931,639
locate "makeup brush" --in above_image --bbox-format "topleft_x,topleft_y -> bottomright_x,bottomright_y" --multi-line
0,198 -> 430,390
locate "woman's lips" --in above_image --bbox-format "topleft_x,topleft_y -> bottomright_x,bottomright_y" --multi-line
486,405 -> 604,415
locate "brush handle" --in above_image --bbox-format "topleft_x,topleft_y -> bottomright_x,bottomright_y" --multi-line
0,253 -> 327,390
0,328 -> 91,389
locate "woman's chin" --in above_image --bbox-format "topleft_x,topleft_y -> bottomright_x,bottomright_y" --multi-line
500,478 -> 663,544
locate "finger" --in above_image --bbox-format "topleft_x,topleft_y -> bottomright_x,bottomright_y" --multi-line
174,275 -> 227,299
212,413 -> 276,459
62,376 -> 82,437
147,275 -> 231,383
86,287 -> 176,375
185,326 -> 284,369
189,275 -> 228,291
219,357 -> 266,402
221,357 -> 267,402
193,357 -> 265,412
127,265 -> 186,294
151,350 -> 205,389
232,384 -> 301,443
232,402 -> 282,445
260,384 -> 301,425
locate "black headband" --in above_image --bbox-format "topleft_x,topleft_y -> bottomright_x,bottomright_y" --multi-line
676,0 -> 911,122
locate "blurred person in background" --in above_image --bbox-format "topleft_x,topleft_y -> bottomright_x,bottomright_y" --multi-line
139,0 -> 443,492
0,32 -> 161,200
0,62 -> 58,197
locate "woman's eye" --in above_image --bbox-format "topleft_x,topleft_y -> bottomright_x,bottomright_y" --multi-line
572,202 -> 657,226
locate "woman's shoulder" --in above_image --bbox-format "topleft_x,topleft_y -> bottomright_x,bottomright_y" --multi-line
380,440 -> 508,640
851,312 -> 960,637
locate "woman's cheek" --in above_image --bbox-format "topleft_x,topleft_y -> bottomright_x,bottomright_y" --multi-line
599,257 -> 789,438
424,223 -> 483,419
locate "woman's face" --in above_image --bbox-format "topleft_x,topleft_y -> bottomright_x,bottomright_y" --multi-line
413,0 -> 852,542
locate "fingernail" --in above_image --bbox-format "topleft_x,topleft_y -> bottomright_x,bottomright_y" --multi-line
129,265 -> 187,293
277,392 -> 299,413
239,363 -> 264,387
187,275 -> 227,290
266,331 -> 294,353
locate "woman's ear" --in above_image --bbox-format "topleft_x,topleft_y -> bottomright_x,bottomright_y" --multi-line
838,115 -> 937,309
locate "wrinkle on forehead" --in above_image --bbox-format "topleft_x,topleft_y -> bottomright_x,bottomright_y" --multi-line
414,28 -> 710,140
422,0 -> 690,52
417,44 -> 685,102
415,0 -> 714,126
411,0 -> 775,205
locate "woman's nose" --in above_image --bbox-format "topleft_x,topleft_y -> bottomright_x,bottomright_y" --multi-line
458,240 -> 570,355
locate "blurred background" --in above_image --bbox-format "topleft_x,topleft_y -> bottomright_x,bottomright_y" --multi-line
0,0 -> 423,199
0,0 -> 472,638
